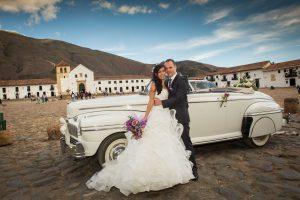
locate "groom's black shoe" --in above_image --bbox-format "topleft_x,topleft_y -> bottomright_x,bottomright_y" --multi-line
191,170 -> 199,181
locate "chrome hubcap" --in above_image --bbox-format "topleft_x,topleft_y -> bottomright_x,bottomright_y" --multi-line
105,139 -> 127,162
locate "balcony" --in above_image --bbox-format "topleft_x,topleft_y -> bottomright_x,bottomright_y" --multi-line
285,72 -> 297,78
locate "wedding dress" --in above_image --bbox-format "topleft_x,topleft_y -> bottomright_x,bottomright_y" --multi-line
86,88 -> 194,196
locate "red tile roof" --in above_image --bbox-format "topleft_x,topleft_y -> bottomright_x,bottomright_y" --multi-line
0,79 -> 56,87
263,59 -> 300,71
205,61 -> 271,76
56,60 -> 70,67
95,75 -> 150,80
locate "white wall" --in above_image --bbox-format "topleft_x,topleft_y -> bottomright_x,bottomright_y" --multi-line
95,78 -> 150,94
61,64 -> 96,94
0,84 -> 57,100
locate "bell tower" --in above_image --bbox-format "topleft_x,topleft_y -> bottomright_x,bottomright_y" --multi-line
56,60 -> 71,95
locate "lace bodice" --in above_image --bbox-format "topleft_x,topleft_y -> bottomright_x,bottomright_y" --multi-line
155,88 -> 168,101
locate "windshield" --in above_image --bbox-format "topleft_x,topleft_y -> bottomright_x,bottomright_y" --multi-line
189,81 -> 216,90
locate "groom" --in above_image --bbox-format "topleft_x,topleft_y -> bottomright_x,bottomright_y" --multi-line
154,59 -> 198,181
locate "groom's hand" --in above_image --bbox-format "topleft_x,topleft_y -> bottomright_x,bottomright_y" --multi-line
154,98 -> 162,106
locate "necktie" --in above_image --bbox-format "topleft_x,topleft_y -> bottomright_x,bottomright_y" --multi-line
168,78 -> 172,88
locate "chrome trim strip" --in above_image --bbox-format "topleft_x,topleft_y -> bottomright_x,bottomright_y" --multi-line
189,98 -> 272,104
193,136 -> 242,145
81,126 -> 125,132
244,110 -> 282,116
79,105 -> 147,110
81,124 -> 124,129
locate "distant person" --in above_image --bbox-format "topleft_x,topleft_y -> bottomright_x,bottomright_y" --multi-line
297,85 -> 300,94
71,92 -> 75,102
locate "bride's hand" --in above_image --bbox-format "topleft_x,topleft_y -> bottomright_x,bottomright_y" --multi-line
142,115 -> 148,121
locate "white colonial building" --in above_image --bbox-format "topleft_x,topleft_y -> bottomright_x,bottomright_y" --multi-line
204,59 -> 300,88
0,79 -> 57,100
0,61 -> 151,100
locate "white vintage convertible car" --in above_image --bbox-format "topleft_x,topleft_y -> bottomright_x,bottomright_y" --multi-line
60,80 -> 286,166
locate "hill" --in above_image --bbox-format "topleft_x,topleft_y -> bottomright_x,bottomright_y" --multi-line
0,30 -> 219,80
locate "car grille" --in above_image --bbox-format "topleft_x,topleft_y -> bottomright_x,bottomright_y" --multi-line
70,136 -> 78,145
67,123 -> 78,137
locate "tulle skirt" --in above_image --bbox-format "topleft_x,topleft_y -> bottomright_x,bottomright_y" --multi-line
86,106 -> 194,196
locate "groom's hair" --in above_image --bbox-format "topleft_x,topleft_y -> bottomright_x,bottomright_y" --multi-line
165,58 -> 176,66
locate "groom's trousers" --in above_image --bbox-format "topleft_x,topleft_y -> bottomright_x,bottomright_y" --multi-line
181,123 -> 197,171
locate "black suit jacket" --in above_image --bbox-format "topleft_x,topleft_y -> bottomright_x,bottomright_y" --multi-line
162,74 -> 190,124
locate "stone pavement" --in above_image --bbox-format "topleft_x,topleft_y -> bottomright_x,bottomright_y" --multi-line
0,98 -> 299,200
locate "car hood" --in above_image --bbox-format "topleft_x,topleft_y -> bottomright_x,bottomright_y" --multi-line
67,95 -> 148,118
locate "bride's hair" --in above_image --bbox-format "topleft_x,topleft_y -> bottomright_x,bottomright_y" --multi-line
152,63 -> 165,95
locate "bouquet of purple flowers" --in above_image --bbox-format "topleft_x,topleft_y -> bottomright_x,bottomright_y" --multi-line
125,115 -> 147,139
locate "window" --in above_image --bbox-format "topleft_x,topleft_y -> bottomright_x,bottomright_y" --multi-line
50,85 -> 54,91
27,86 -> 31,91
2,88 -> 6,93
136,80 -> 139,83
278,70 -> 281,73
216,76 -> 218,78
15,87 -> 19,92
64,76 -> 65,78
126,80 -> 128,83
39,86 -> 42,91
114,87 -> 117,90
75,74 -> 78,78
131,80 -> 134,83
80,73 -> 83,77
64,68 -> 67,73
136,86 -> 139,89
126,87 -> 129,90
119,80 -> 122,83
141,80 -> 144,82
99,87 -> 101,91
43,91 -> 46,95
114,81 -> 117,84
85,74 -> 87,78
98,81 -> 101,84
284,69 -> 286,72
60,68 -> 63,73
108,81 -> 111,84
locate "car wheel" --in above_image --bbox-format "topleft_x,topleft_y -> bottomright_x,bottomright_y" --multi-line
243,134 -> 271,147
96,132 -> 127,166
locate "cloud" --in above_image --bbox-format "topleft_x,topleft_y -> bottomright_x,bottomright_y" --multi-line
190,0 -> 210,5
0,0 -> 61,25
102,44 -> 126,52
118,5 -> 153,15
205,8 -> 233,24
92,0 -> 153,15
66,1 -> 75,6
159,3 -> 170,9
189,43 -> 250,61
247,5 -> 300,28
54,31 -> 61,37
151,27 -> 245,51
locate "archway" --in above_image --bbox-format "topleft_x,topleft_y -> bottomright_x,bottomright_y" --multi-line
79,83 -> 85,93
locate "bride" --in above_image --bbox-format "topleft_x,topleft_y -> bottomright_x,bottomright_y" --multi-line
86,64 -> 195,196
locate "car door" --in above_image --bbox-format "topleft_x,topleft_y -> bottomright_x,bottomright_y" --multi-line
188,92 -> 229,144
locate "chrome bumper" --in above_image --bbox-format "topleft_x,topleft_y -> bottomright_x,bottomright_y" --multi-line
60,134 -> 86,159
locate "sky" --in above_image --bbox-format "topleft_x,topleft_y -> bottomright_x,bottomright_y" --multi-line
0,0 -> 300,67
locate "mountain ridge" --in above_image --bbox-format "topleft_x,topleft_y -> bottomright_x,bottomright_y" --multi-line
0,30 -> 220,80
